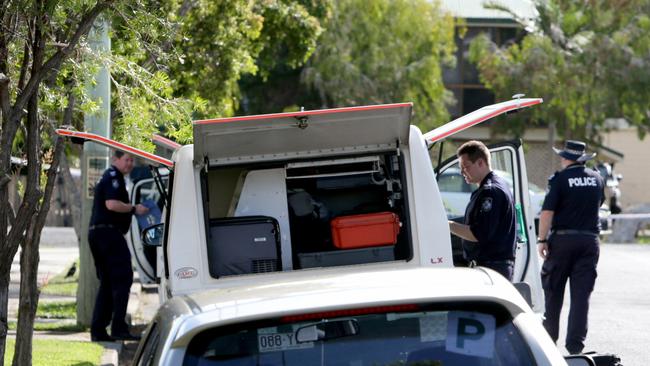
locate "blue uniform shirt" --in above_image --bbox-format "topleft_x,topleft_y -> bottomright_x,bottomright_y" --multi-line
542,163 -> 605,233
463,171 -> 516,262
90,165 -> 132,234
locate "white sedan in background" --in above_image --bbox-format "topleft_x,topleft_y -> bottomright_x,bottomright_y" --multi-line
437,167 -> 545,219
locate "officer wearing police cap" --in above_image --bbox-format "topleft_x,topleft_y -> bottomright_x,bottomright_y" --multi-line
537,140 -> 604,354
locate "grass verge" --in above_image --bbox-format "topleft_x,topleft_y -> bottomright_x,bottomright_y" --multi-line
40,259 -> 78,296
40,281 -> 77,296
8,320 -> 87,332
36,301 -> 76,319
12,260 -> 83,332
637,236 -> 650,244
4,339 -> 103,366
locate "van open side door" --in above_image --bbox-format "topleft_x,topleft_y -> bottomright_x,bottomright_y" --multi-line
420,96 -> 544,313
55,128 -> 173,284
436,141 -> 543,313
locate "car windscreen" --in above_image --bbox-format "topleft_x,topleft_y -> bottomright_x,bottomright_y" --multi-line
183,304 -> 535,366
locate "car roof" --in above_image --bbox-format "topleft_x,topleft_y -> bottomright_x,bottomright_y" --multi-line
164,266 -> 530,347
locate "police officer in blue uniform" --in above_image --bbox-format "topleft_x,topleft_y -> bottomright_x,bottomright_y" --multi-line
537,140 -> 604,354
89,150 -> 148,342
448,140 -> 516,280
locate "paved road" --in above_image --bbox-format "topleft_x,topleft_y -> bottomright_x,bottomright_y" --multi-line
557,243 -> 650,365
9,227 -> 78,317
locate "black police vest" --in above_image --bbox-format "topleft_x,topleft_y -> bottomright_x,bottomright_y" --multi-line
542,164 -> 604,233
89,166 -> 132,234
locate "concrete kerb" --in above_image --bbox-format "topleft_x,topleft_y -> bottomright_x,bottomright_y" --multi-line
99,341 -> 122,366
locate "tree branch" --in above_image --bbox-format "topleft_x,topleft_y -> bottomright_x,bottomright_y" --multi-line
0,174 -> 8,190
0,7 -> 10,115
16,40 -> 31,95
35,123 -> 64,233
5,11 -> 46,262
44,85 -> 81,237
10,0 -> 114,123
141,0 -> 195,70
0,72 -> 8,117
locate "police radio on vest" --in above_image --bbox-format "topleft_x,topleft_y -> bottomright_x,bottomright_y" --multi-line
568,177 -> 598,187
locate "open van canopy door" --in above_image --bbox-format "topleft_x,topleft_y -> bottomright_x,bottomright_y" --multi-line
152,134 -> 181,151
193,103 -> 413,167
55,129 -> 174,168
422,96 -> 543,145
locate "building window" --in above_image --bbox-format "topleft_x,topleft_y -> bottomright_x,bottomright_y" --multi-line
444,24 -> 523,118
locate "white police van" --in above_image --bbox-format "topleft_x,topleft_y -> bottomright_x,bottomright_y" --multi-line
57,97 -> 545,313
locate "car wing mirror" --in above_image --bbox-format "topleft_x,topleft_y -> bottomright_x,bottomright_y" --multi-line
141,223 -> 164,247
295,319 -> 359,343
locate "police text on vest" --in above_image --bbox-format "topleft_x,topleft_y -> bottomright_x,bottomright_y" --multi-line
568,177 -> 597,187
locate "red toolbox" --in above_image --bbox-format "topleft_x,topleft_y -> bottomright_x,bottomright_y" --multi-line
331,212 -> 400,249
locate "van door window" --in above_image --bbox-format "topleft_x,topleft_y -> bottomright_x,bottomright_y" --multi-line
130,173 -> 168,282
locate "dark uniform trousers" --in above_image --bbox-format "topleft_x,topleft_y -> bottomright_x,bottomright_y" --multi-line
88,227 -> 133,335
541,233 -> 599,354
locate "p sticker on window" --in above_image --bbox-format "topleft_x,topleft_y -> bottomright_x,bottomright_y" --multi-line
446,311 -> 495,359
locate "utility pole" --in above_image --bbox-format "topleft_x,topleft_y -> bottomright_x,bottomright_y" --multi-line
77,17 -> 111,326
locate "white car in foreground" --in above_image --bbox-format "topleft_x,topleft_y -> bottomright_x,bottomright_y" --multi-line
132,266 -> 593,366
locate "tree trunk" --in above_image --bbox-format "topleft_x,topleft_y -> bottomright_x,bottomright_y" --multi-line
12,85 -> 65,365
0,3 -> 113,364
0,131 -> 36,366
58,153 -> 82,239
12,219 -> 39,366
11,81 -> 43,366
0,272 -> 10,366
0,128 -> 18,366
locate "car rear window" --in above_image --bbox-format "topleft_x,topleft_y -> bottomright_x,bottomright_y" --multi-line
183,304 -> 535,366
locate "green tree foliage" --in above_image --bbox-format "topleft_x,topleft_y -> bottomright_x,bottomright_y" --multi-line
0,2 -> 193,363
237,1 -> 331,116
0,1 -> 323,364
303,0 -> 457,130
159,0 -> 323,142
241,0 -> 458,131
469,0 -> 650,140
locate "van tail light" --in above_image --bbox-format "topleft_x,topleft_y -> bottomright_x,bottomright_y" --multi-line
281,304 -> 419,323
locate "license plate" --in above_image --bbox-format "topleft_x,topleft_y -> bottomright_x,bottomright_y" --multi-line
257,332 -> 313,353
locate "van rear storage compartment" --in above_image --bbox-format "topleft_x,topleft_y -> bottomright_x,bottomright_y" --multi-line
207,216 -> 281,277
331,212 -> 400,249
297,246 -> 395,269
